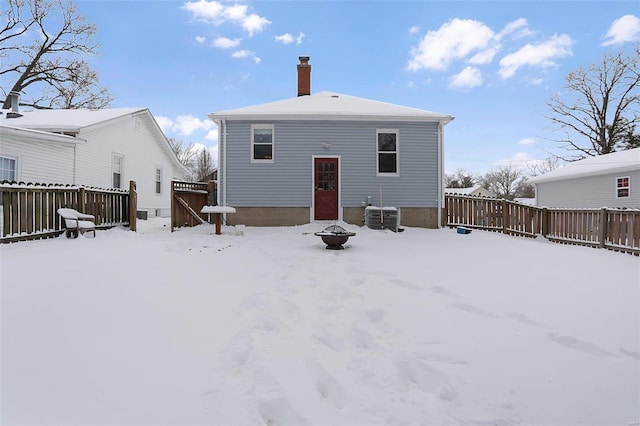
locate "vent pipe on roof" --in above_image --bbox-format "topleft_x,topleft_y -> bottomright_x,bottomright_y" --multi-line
6,91 -> 22,118
297,56 -> 311,97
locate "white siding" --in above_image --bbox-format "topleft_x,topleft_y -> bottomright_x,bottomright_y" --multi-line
536,170 -> 640,208
222,120 -> 440,208
0,138 -> 75,184
75,114 -> 186,217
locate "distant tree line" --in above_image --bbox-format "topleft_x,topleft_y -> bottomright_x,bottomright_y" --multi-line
445,157 -> 560,201
168,138 -> 215,182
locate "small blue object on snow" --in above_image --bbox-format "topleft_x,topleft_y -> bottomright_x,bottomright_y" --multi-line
456,226 -> 472,235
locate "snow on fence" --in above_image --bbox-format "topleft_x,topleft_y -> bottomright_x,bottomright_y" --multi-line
0,180 -> 136,243
444,194 -> 640,255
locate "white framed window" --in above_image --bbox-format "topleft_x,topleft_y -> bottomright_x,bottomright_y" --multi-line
616,176 -> 630,198
155,167 -> 162,194
251,124 -> 274,163
376,129 -> 399,176
112,153 -> 124,189
0,155 -> 17,181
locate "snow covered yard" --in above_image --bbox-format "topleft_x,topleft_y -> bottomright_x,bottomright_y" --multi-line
1,218 -> 638,426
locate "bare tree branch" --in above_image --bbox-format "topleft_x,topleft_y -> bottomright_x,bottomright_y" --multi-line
545,44 -> 640,160
1,0 -> 112,109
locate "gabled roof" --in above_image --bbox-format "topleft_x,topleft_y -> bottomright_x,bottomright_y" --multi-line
529,149 -> 640,184
0,107 -> 145,133
209,91 -> 454,123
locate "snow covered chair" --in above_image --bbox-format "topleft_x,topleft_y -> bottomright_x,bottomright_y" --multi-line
57,208 -> 96,238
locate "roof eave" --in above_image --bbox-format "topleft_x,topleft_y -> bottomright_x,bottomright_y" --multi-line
209,113 -> 454,123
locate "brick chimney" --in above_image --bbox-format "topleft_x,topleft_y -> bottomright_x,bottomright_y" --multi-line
297,56 -> 311,96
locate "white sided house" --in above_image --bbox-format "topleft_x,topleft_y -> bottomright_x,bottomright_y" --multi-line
209,57 -> 454,228
530,148 -> 640,209
0,100 -> 189,218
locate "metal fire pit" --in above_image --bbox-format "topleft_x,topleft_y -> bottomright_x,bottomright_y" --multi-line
314,224 -> 356,250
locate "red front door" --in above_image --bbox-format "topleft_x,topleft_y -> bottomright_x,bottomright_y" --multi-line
314,158 -> 338,220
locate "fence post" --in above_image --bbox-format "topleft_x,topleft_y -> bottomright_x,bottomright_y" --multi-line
598,207 -> 608,248
129,180 -> 137,232
502,199 -> 508,234
541,207 -> 548,238
79,186 -> 86,212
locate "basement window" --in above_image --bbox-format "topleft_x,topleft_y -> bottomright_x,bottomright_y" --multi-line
616,176 -> 630,198
251,124 -> 274,163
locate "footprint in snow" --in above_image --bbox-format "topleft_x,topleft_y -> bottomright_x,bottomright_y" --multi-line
258,397 -> 308,426
547,333 -> 613,357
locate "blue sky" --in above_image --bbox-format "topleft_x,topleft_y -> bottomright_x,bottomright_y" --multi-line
76,0 -> 640,175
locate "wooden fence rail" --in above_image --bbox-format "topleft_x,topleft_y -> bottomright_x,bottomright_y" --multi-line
1,180 -> 136,243
444,194 -> 640,255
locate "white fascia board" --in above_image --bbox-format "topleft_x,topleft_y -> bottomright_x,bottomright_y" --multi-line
209,113 -> 454,123
1,125 -> 86,146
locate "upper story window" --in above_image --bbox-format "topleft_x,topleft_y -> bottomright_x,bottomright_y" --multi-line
376,129 -> 399,176
155,168 -> 162,194
616,176 -> 630,198
0,156 -> 17,181
251,124 -> 274,163
112,154 -> 124,189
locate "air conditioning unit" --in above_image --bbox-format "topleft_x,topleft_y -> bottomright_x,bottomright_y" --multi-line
365,206 -> 401,232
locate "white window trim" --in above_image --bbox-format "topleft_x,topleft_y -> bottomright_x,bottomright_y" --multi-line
616,176 -> 630,198
0,154 -> 20,181
250,124 -> 275,163
376,129 -> 399,177
155,166 -> 163,195
112,153 -> 124,189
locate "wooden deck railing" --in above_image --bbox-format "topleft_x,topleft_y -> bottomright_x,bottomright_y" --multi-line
444,194 -> 639,255
1,181 -> 136,243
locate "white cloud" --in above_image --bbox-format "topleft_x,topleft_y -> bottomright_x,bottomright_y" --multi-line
518,137 -> 536,145
232,49 -> 261,63
213,36 -> 241,48
275,33 -> 294,44
408,18 -> 495,71
155,116 -> 175,133
195,36 -> 207,44
495,151 -> 534,166
448,66 -> 483,89
498,33 -> 573,79
496,18 -> 533,41
175,114 -> 215,136
182,0 -> 270,36
409,26 -> 420,35
274,32 -> 305,45
602,14 -> 640,46
241,13 -> 271,36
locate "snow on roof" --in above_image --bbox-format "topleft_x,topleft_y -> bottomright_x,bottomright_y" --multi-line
444,186 -> 479,195
209,91 -> 454,123
0,107 -> 146,132
529,149 -> 640,184
0,122 -> 86,145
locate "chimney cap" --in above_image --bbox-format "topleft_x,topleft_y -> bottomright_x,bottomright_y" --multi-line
298,56 -> 310,64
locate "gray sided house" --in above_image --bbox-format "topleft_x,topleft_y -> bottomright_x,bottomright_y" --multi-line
209,57 -> 454,228
530,148 -> 640,209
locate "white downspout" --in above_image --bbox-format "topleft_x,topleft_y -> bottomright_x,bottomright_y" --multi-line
73,144 -> 77,185
437,121 -> 444,228
221,119 -> 227,207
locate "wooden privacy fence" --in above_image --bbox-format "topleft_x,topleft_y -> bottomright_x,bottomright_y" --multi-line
444,194 -> 640,255
1,180 -> 137,243
171,180 -> 217,231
